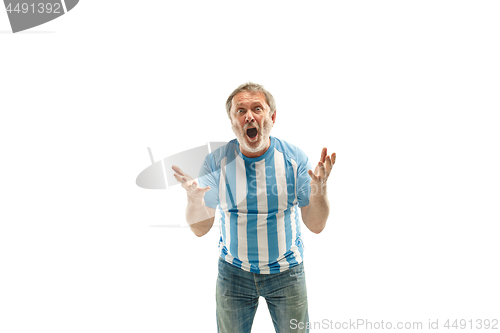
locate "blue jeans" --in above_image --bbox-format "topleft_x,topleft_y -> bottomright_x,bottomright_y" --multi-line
216,257 -> 309,333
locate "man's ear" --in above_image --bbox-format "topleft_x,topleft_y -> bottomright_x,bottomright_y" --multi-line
271,110 -> 277,124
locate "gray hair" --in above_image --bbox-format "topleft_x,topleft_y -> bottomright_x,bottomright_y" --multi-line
225,82 -> 276,119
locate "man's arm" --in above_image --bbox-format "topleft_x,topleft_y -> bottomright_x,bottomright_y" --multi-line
186,198 -> 216,237
300,189 -> 329,234
173,165 -> 216,237
301,148 -> 335,234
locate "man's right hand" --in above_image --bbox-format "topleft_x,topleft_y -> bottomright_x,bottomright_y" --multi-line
172,165 -> 211,200
172,165 -> 215,236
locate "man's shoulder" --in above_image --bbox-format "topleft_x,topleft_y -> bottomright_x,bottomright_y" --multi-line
199,140 -> 237,179
272,137 -> 308,162
213,139 -> 237,154
205,139 -> 238,163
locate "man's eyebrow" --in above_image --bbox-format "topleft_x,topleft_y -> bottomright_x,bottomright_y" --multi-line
235,101 -> 263,106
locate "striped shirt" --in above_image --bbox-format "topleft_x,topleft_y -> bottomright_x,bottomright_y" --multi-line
198,136 -> 312,274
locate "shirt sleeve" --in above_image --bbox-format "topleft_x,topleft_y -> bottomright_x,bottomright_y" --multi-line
296,147 -> 313,207
198,153 -> 219,209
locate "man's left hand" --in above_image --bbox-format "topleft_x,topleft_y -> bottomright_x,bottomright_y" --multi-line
308,148 -> 336,193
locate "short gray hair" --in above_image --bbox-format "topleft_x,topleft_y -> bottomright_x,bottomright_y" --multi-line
225,82 -> 276,119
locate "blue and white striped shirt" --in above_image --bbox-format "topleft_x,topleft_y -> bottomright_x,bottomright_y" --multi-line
198,136 -> 313,274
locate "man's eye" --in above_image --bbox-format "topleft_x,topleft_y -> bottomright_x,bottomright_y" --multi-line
255,107 -> 262,111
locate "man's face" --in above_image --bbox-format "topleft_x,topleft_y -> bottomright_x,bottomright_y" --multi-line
230,91 -> 276,157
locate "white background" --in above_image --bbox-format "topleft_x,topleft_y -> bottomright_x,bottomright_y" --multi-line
1,1 -> 499,332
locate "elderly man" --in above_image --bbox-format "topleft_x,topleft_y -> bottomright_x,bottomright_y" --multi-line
172,82 -> 335,333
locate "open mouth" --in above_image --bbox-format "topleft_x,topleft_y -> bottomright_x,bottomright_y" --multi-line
246,127 -> 258,139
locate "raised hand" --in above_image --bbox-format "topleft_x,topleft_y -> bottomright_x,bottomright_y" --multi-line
308,148 -> 336,194
172,165 -> 211,200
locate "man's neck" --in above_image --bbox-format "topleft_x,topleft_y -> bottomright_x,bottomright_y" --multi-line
239,137 -> 271,158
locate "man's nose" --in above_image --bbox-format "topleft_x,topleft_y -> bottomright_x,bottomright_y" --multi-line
245,111 -> 255,123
